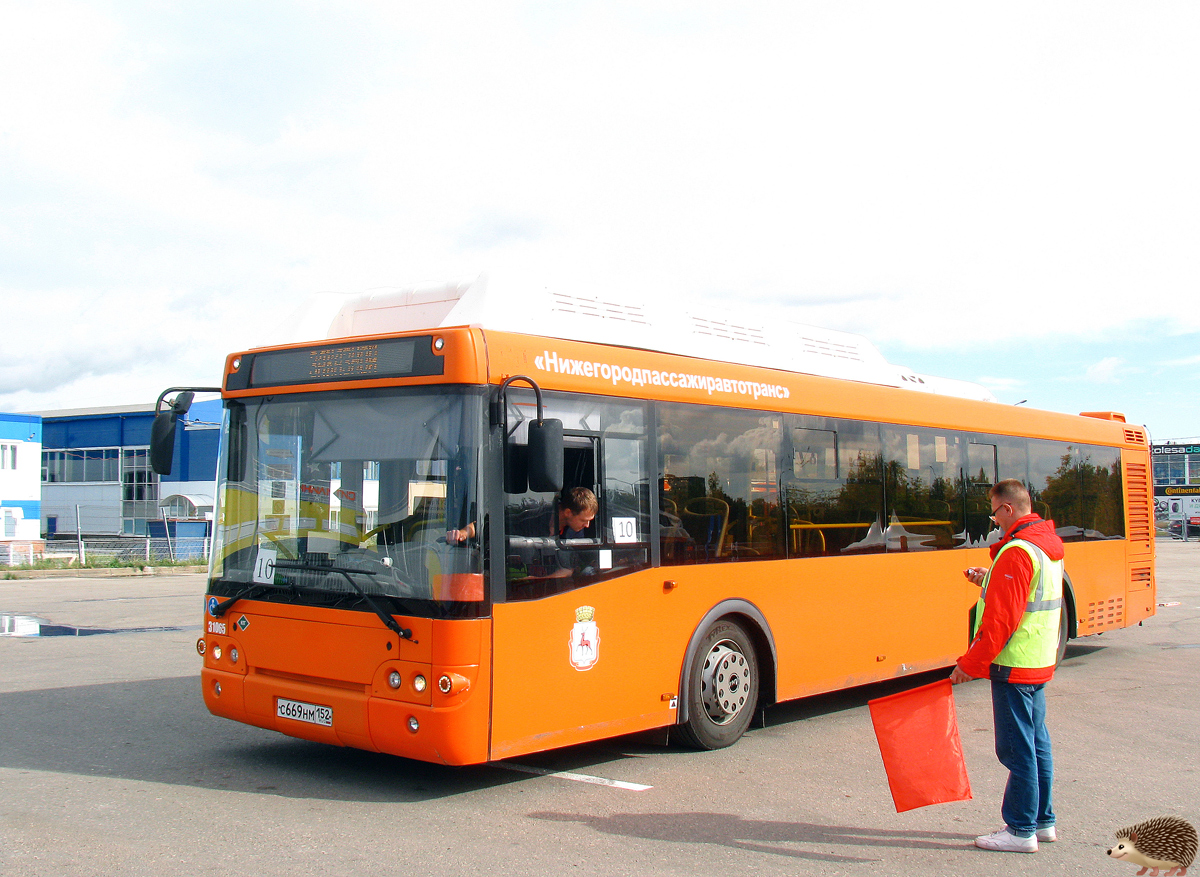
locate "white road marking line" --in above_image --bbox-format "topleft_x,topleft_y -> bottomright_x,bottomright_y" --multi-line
497,762 -> 652,791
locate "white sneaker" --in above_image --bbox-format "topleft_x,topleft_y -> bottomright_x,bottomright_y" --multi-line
975,828 -> 1038,852
1036,826 -> 1057,842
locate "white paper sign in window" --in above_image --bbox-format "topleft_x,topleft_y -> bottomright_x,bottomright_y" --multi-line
612,517 -> 638,544
253,547 -> 278,584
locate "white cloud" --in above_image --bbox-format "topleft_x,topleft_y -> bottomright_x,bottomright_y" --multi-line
1084,357 -> 1126,384
976,376 -> 1026,396
1,0 -> 1198,435
1163,353 -> 1200,368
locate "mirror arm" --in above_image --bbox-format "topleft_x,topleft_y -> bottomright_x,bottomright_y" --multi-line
490,375 -> 545,427
154,386 -> 222,417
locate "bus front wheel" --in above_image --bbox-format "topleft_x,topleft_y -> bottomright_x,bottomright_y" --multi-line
677,619 -> 759,750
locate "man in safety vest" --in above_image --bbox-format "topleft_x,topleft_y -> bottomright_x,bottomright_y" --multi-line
951,479 -> 1064,853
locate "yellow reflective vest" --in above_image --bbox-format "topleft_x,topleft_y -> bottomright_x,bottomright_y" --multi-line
972,539 -> 1064,669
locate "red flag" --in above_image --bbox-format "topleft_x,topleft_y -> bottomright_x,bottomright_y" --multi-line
868,679 -> 972,812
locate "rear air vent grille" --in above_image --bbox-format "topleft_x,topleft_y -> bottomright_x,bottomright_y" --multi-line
1129,565 -> 1153,590
1125,462 -> 1152,545
1082,596 -> 1124,634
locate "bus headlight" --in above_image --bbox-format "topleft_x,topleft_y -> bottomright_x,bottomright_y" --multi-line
388,670 -> 402,689
212,644 -> 222,661
412,675 -> 427,693
407,716 -> 419,733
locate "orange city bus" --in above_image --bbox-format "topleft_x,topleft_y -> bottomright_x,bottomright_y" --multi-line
152,283 -> 1154,765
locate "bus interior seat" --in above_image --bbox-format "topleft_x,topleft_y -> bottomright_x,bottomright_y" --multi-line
682,496 -> 730,558
789,516 -> 826,556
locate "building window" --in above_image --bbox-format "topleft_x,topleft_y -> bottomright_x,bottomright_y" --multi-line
121,448 -> 159,523
41,448 -> 120,483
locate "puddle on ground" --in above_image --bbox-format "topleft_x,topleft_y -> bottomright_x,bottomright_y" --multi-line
0,614 -> 186,637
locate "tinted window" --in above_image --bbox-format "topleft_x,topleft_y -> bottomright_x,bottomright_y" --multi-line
881,426 -> 965,551
785,416 -> 884,556
659,404 -> 784,564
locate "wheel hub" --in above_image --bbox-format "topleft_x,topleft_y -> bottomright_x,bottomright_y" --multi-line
700,640 -> 751,724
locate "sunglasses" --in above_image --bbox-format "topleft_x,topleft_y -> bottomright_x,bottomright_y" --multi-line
989,502 -> 1011,523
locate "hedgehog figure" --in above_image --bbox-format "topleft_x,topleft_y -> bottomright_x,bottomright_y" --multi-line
1108,816 -> 1198,876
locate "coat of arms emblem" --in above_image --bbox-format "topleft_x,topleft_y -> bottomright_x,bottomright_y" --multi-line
569,605 -> 599,671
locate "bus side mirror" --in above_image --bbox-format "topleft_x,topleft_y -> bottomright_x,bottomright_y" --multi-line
527,419 -> 563,494
493,375 -> 560,494
150,391 -> 195,476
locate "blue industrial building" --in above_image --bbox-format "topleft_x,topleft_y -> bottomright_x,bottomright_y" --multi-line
35,400 -> 222,537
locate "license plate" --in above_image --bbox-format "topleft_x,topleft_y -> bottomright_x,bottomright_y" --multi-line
276,698 -> 333,727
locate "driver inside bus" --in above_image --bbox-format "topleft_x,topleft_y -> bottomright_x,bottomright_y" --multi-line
515,486 -> 598,540
503,487 -> 599,581
451,486 -> 598,545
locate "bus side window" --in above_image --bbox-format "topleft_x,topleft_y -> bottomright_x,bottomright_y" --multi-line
784,416 -> 883,557
880,427 -> 963,551
659,404 -> 785,564
504,395 -> 651,600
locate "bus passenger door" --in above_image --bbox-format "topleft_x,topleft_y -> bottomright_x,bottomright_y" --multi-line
491,415 -> 665,760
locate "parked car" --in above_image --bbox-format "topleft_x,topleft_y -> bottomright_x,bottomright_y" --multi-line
1168,519 -> 1198,538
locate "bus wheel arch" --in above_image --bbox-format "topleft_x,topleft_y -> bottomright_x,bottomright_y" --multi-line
675,600 -> 777,750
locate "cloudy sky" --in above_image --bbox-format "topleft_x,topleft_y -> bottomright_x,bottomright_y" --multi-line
2,2 -> 1197,440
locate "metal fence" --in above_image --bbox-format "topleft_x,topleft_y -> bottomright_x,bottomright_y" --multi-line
43,537 -> 210,564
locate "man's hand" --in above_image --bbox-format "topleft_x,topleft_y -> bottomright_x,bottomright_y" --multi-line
949,665 -> 973,685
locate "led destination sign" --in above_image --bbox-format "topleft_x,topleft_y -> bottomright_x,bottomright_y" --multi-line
226,336 -> 445,391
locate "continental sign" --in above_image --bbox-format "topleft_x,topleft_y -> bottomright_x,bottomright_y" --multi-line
1156,486 -> 1200,496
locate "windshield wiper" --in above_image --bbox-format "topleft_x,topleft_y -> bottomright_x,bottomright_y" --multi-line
211,580 -> 296,617
272,560 -> 415,641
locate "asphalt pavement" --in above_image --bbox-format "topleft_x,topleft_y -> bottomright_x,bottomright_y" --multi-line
1,540 -> 1197,877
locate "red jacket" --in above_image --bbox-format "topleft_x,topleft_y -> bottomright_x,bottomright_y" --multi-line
956,514 -> 1065,684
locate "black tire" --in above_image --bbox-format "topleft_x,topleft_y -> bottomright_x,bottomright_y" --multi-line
676,619 -> 759,750
1055,603 -> 1069,666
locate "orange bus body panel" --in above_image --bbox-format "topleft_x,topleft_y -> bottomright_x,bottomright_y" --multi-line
491,551 -> 978,761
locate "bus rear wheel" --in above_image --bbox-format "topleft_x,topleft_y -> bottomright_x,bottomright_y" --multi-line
1055,605 -> 1069,666
677,619 -> 759,750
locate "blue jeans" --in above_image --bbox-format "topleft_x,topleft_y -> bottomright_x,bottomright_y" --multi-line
991,680 -> 1054,837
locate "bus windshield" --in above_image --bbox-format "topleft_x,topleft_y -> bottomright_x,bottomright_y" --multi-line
210,386 -> 487,619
